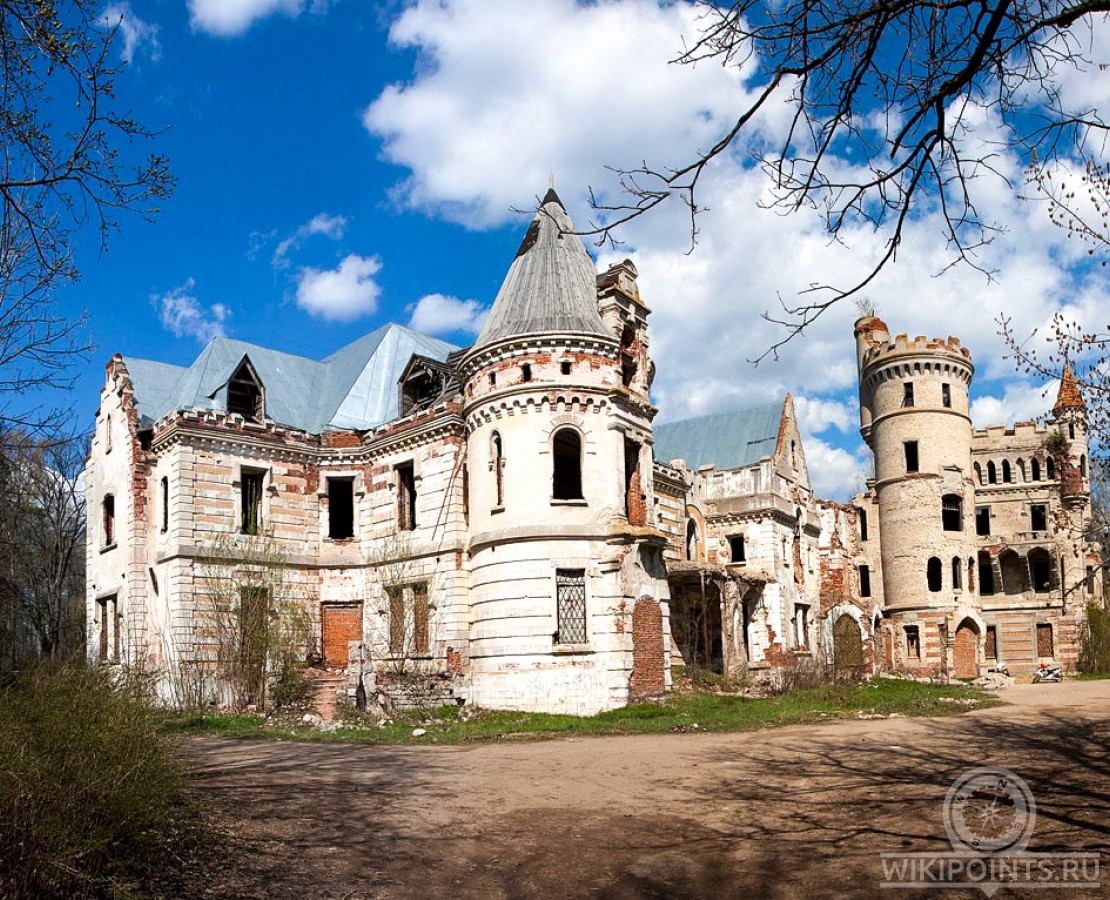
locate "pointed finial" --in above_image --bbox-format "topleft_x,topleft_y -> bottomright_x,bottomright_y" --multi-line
549,171 -> 555,190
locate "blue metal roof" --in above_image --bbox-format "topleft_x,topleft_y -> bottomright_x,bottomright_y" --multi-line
653,401 -> 784,471
122,323 -> 457,434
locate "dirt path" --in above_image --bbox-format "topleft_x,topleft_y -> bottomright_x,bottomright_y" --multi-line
184,681 -> 1110,899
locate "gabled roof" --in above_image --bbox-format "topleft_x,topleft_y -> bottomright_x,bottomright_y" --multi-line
122,323 -> 457,434
653,401 -> 785,471
472,188 -> 611,348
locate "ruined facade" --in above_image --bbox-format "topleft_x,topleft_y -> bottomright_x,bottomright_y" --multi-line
86,199 -> 1093,714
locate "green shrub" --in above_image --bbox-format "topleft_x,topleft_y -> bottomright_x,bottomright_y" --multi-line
0,663 -> 198,898
1079,600 -> 1110,675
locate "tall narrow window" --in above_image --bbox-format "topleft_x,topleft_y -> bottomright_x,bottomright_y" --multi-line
858,508 -> 868,541
902,382 -> 914,408
105,415 -> 112,453
623,438 -> 644,524
552,428 -> 583,501
906,625 -> 921,659
979,552 -> 996,596
388,586 -> 405,655
859,564 -> 872,597
686,520 -> 700,562
968,557 -> 975,592
985,626 -> 998,660
239,586 -> 269,704
1069,423 -> 1075,440
1029,549 -> 1052,593
1081,454 -> 1088,478
1002,459 -> 1012,483
728,534 -> 746,563
927,557 -> 942,592
555,569 -> 587,644
160,477 -> 169,533
941,383 -> 951,408
102,494 -> 116,546
941,494 -> 962,531
1030,504 -> 1047,532
491,432 -> 504,508
521,363 -> 532,383
227,359 -> 264,420
1032,458 -> 1041,481
904,441 -> 919,473
1037,623 -> 1054,658
397,462 -> 417,531
412,583 -> 429,654
97,595 -> 119,662
1047,457 -> 1055,480
976,506 -> 991,536
952,556 -> 962,590
240,470 -> 264,535
988,461 -> 997,483
328,477 -> 355,539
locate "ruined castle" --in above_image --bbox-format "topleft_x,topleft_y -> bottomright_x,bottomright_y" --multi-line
85,190 -> 1095,714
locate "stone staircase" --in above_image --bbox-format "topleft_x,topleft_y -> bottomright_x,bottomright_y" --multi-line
309,670 -> 349,722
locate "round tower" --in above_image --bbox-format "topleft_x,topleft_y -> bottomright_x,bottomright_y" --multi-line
457,188 -> 668,715
855,319 -> 978,626
1052,364 -> 1090,507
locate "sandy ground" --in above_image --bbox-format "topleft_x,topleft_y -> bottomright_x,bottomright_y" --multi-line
184,680 -> 1110,899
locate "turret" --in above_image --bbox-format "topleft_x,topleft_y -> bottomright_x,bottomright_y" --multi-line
1052,364 -> 1089,506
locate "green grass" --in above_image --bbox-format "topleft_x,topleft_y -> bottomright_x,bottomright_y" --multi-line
163,678 -> 999,747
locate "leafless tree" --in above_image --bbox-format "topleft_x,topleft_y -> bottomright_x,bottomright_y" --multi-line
586,0 -> 1110,359
1,1 -> 173,430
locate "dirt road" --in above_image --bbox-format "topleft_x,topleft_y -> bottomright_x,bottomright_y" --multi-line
185,681 -> 1109,899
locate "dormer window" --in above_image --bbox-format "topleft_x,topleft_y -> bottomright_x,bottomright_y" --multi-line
228,359 -> 264,421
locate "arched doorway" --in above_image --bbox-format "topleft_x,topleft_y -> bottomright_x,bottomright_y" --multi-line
954,619 -> 980,678
833,614 -> 864,673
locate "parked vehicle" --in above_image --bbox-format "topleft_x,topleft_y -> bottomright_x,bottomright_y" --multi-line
1033,663 -> 1062,683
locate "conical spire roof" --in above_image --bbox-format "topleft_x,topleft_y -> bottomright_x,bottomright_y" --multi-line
1053,363 -> 1086,413
473,189 -> 610,349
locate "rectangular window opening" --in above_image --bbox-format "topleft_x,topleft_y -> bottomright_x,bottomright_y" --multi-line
623,438 -> 644,525
976,506 -> 991,537
555,569 -> 587,644
160,477 -> 169,533
859,564 -> 872,597
1030,504 -> 1047,532
97,595 -> 119,663
904,441 -> 919,473
902,382 -> 915,408
240,469 -> 265,535
942,495 -> 962,531
858,508 -> 868,541
905,625 -> 921,659
521,363 -> 532,383
728,534 -> 746,563
328,477 -> 355,540
1037,623 -> 1054,658
942,383 -> 952,408
561,360 -> 572,375
397,462 -> 417,531
985,625 -> 998,660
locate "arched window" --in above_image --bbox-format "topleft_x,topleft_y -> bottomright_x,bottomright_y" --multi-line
1031,458 -> 1041,481
102,494 -> 115,546
952,557 -> 962,590
1047,457 -> 1056,480
974,462 -> 983,485
927,557 -> 942,592
941,494 -> 962,531
1017,458 -> 1026,482
968,557 -> 976,592
685,519 -> 700,562
987,461 -> 997,484
1002,459 -> 1012,483
491,431 -> 504,507
552,428 -> 583,500
1080,454 -> 1088,479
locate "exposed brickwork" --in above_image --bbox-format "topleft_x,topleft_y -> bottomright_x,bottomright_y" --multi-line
321,603 -> 363,669
629,597 -> 664,697
953,622 -> 978,678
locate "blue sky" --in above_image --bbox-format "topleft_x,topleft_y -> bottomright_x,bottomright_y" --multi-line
53,0 -> 1110,498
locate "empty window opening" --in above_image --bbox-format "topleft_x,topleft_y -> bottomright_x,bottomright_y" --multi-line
552,428 -> 583,501
1000,550 -> 1026,595
1087,566 -> 1097,595
228,360 -> 263,420
796,605 -> 810,649
488,371 -> 497,387
1030,504 -> 1047,532
858,508 -> 868,541
976,506 -> 991,536
1032,458 -> 1041,481
102,494 -> 116,546
942,494 -> 963,531
974,462 -> 983,484
1017,458 -> 1026,482
979,552 -> 996,596
985,626 -> 998,660
902,382 -> 914,408
240,470 -> 264,535
904,441 -> 919,473
555,569 -> 587,644
1002,460 -> 1012,483
105,415 -> 112,452
951,556 -> 962,590
521,363 -> 532,383
1029,549 -> 1052,593
968,557 -> 975,592
686,520 -> 700,562
561,360 -> 572,376
491,431 -> 504,508
987,461 -> 997,483
623,438 -> 645,525
1047,457 -> 1055,480
905,625 -> 921,659
1081,454 -> 1088,479
161,477 -> 169,533
97,595 -> 119,662
1069,423 -> 1075,440
927,557 -> 942,592
1037,623 -> 1054,658
620,324 -> 638,388
859,564 -> 872,597
328,478 -> 355,540
729,534 -> 746,563
941,383 -> 951,408
397,462 -> 417,531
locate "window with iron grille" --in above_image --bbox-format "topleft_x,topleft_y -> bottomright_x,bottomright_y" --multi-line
555,569 -> 587,644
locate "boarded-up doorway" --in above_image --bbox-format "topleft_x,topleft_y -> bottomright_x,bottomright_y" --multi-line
954,619 -> 980,678
833,614 -> 864,673
322,602 -> 363,669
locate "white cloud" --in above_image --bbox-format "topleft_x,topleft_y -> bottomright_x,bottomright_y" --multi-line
272,212 -> 348,269
153,279 -> 229,343
295,254 -> 382,321
187,0 -> 329,37
100,3 -> 160,63
803,437 -> 870,502
407,293 -> 488,336
971,381 -> 1059,429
